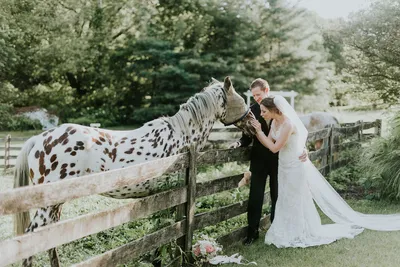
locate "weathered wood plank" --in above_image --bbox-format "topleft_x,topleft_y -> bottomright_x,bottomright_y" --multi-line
0,155 -> 17,160
0,146 -> 20,151
196,174 -> 243,198
9,137 -> 30,142
197,147 -> 251,165
308,147 -> 329,161
332,141 -> 361,153
375,119 -> 382,136
307,128 -> 331,142
211,128 -> 241,133
0,187 -> 187,267
72,220 -> 186,267
333,125 -> 361,136
194,193 -> 270,230
217,215 -> 271,248
9,146 -> 22,151
362,122 -> 375,130
208,139 -> 234,145
194,202 -> 247,230
0,153 -> 189,215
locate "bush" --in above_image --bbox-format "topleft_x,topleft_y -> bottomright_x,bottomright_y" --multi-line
0,104 -> 14,130
69,106 -> 119,127
326,146 -> 365,196
130,105 -> 178,125
24,83 -> 76,121
358,112 -> 400,200
0,104 -> 42,131
8,116 -> 42,131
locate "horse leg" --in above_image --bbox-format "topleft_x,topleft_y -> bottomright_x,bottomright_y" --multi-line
22,204 -> 63,267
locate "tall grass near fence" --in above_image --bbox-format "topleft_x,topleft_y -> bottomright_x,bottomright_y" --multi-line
358,112 -> 400,200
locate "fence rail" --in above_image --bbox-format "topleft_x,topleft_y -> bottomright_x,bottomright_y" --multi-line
0,119 -> 382,266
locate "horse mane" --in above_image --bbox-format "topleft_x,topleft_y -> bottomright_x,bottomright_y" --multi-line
164,81 -> 226,134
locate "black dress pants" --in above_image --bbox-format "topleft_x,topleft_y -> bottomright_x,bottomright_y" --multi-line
247,162 -> 278,235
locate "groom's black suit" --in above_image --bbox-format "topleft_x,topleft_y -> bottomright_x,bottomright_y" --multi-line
239,103 -> 279,237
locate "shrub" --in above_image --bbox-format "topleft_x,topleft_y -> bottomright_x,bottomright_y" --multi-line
9,116 -> 42,131
0,104 -> 42,131
326,145 -> 365,196
358,111 -> 400,200
0,104 -> 14,130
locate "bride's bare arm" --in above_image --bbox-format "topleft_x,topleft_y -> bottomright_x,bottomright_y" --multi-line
251,120 -> 293,153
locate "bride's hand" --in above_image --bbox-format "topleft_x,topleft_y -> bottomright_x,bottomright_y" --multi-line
250,119 -> 262,133
299,148 -> 308,162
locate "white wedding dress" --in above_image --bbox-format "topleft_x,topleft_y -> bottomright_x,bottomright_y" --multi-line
264,96 -> 400,248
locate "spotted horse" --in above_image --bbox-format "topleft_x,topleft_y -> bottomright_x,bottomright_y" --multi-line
13,76 -> 256,267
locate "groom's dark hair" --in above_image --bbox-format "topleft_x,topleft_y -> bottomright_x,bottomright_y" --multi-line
250,78 -> 270,91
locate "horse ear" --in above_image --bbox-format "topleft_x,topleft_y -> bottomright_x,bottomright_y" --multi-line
223,76 -> 232,92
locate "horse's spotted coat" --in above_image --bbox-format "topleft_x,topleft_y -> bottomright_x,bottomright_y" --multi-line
16,77 -> 255,267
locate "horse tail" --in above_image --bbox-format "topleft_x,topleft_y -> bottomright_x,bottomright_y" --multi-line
14,136 -> 36,235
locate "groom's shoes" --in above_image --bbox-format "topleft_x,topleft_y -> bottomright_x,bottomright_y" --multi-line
243,231 -> 259,246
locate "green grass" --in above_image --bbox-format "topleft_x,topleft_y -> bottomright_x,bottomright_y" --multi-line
222,199 -> 400,267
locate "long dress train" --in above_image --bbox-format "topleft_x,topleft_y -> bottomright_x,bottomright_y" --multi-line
265,124 -> 365,248
264,124 -> 400,248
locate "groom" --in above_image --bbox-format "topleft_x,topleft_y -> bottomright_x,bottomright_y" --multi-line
230,78 -> 278,245
230,78 -> 307,245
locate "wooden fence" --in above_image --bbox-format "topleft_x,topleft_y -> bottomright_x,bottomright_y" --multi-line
0,119 -> 382,266
210,119 -> 382,175
0,136 -> 29,170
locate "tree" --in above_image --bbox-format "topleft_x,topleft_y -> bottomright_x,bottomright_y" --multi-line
342,0 -> 400,104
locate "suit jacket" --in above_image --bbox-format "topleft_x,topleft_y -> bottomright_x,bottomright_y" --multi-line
239,103 -> 278,172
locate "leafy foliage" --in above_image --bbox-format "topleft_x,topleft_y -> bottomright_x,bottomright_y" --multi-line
0,103 -> 42,131
358,111 -> 400,200
340,0 -> 400,105
0,0 -> 335,125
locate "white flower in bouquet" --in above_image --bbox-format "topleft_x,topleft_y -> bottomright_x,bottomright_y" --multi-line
192,235 -> 257,265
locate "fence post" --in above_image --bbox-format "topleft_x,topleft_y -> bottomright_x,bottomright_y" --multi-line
185,143 -> 197,252
4,135 -> 11,170
328,126 -> 334,175
359,120 -> 364,142
375,119 -> 382,137
175,143 -> 197,266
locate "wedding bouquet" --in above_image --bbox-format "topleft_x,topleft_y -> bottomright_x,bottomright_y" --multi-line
192,235 -> 257,266
192,235 -> 222,265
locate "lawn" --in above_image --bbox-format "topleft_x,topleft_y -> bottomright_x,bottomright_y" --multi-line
222,199 -> 400,267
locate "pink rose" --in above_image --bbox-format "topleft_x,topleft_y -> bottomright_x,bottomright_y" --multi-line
193,246 -> 201,257
205,244 -> 215,253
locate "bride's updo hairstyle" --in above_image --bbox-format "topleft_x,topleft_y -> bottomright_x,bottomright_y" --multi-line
260,96 -> 282,115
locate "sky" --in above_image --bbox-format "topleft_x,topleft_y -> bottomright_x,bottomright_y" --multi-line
292,0 -> 372,19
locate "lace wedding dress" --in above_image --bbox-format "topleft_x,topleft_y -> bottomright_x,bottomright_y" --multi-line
264,96 -> 400,248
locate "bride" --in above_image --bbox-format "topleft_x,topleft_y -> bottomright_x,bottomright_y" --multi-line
250,95 -> 400,248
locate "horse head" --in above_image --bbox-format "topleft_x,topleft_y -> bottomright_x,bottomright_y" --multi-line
219,76 -> 257,137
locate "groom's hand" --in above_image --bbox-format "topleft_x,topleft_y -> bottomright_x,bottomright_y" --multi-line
299,149 -> 308,162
